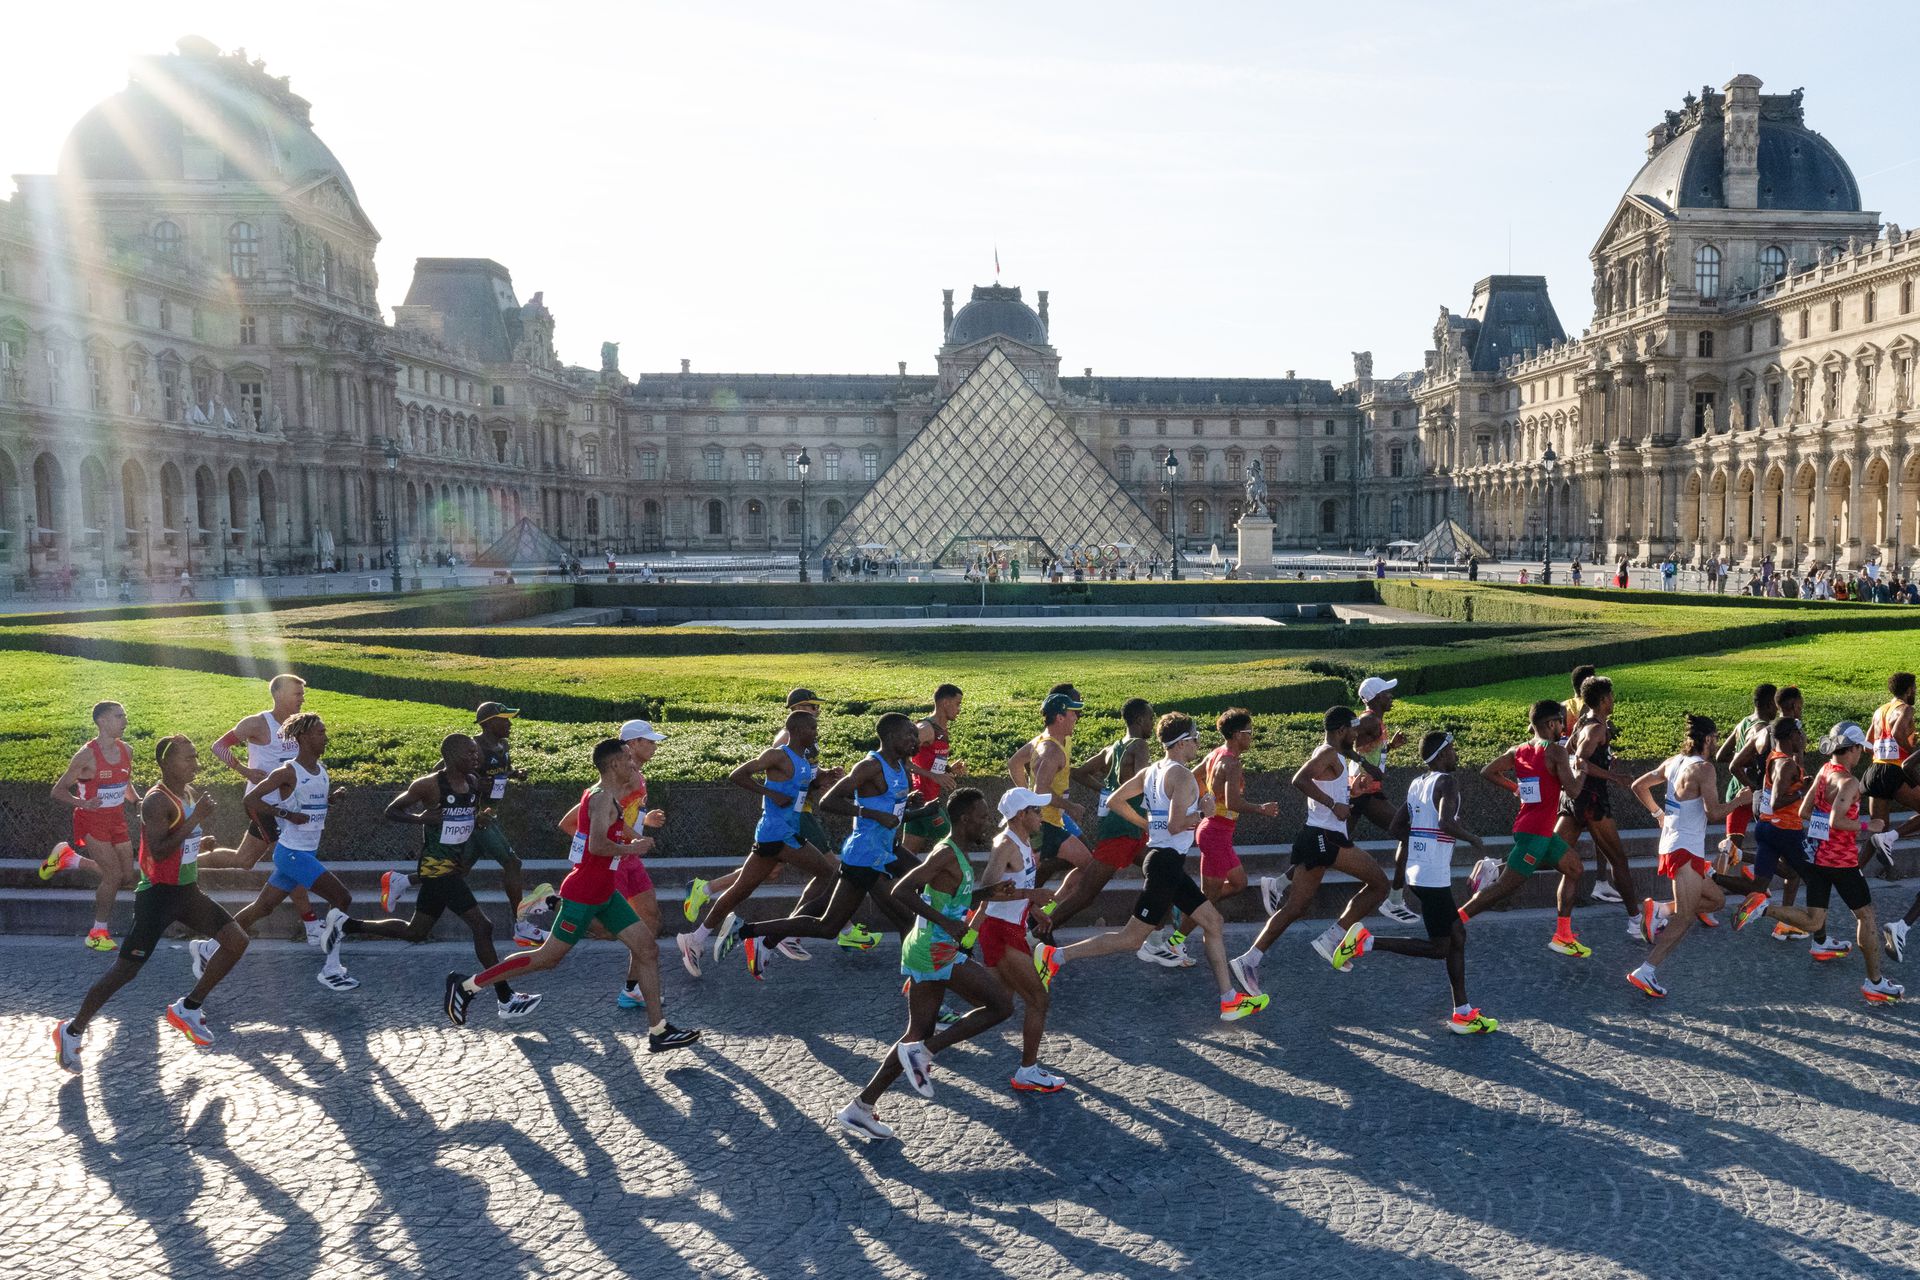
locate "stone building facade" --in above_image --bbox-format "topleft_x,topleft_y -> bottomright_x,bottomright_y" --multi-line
1419,75 -> 1920,569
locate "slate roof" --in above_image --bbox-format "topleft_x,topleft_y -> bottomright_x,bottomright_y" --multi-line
402,259 -> 524,364
1627,94 -> 1860,212
1461,276 -> 1566,373
946,285 -> 1050,348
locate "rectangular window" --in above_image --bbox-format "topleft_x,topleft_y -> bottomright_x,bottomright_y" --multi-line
1693,391 -> 1716,436
1772,316 -> 1784,345
439,374 -> 448,396
1830,299 -> 1842,330
1865,289 -> 1877,323
582,442 -> 598,476
1389,447 -> 1404,478
1740,385 -> 1754,431
158,298 -> 172,331
123,289 -> 137,322
492,385 -> 505,406
705,452 -> 722,482
238,380 -> 263,428
862,452 -> 879,482
824,453 -> 841,481
88,356 -> 106,411
44,349 -> 62,406
1767,381 -> 1781,426
638,451 -> 657,481
1321,454 -> 1336,482
1745,324 -> 1755,354
192,371 -> 211,412
1904,281 -> 1915,316
161,367 -> 179,421
745,452 -> 763,481
1799,308 -> 1810,339
785,452 -> 800,482
240,314 -> 256,344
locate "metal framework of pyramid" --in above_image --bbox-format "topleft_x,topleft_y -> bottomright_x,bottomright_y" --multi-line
473,516 -> 570,568
1411,517 -> 1492,563
817,347 -> 1173,565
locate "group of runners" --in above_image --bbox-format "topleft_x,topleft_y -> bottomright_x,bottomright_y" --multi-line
39,664 -> 1919,1140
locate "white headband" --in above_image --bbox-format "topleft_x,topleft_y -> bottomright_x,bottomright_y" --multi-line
1423,732 -> 1454,765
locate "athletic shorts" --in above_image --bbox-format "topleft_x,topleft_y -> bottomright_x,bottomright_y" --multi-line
839,861 -> 886,893
416,875 -> 479,920
1801,863 -> 1872,913
73,807 -> 130,847
1291,826 -> 1345,870
268,842 -> 327,892
1063,812 -> 1082,839
903,805 -> 951,843
553,891 -> 640,942
1657,848 -> 1712,880
751,840 -> 792,860
470,823 -> 517,865
903,956 -> 963,984
614,858 -> 654,899
1862,762 -> 1910,801
1752,822 -> 1802,883
1559,782 -> 1611,826
247,809 -> 281,844
796,812 -> 831,853
1092,833 -> 1146,869
976,913 -> 1030,967
1724,802 -> 1752,840
1196,818 -> 1240,879
1132,846 -> 1208,927
1410,884 -> 1459,940
124,882 -> 232,960
1505,831 -> 1569,877
1038,822 -> 1073,859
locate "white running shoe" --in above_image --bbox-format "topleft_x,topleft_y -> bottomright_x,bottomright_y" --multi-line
1230,954 -> 1263,998
165,998 -> 214,1046
677,932 -> 704,978
1260,873 -> 1289,916
1310,931 -> 1342,967
1627,915 -> 1648,941
319,908 -> 347,958
1884,919 -> 1909,964
1011,1063 -> 1066,1092
53,1019 -> 83,1073
1137,939 -> 1185,968
316,967 -> 360,992
1863,976 -> 1905,1003
836,1101 -> 895,1139
303,917 -> 324,946
775,938 -> 812,962
496,991 -> 543,1021
1871,830 -> 1898,860
512,920 -> 548,948
1590,879 -> 1624,904
896,1041 -> 935,1098
188,937 -> 217,980
1468,856 -> 1501,897
1378,890 -> 1421,925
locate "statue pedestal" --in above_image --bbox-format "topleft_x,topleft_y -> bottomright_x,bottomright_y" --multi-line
1236,514 -> 1275,574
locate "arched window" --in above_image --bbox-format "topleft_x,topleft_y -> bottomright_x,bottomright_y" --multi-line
228,222 -> 258,279
1761,245 -> 1787,282
706,500 -> 725,535
1693,244 -> 1721,299
1320,500 -> 1338,534
152,221 -> 180,258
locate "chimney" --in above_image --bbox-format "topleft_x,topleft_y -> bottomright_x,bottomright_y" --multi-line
897,361 -> 907,377
1037,290 -> 1050,331
1084,367 -> 1093,378
1722,74 -> 1763,210
942,289 -> 954,337
679,358 -> 690,375
1286,369 -> 1296,379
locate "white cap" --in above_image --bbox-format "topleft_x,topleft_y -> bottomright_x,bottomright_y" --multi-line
997,787 -> 1051,819
1825,721 -> 1869,751
618,719 -> 666,743
1357,676 -> 1398,703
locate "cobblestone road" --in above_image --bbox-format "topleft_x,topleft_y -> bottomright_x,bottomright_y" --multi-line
6,897 -> 1920,1279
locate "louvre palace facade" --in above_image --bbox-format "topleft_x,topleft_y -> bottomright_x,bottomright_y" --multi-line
2,43 -> 1913,579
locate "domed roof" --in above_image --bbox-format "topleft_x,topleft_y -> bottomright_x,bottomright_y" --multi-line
946,285 -> 1049,348
1625,89 -> 1858,213
59,37 -> 357,199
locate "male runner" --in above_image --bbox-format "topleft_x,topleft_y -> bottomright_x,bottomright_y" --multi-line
1460,699 -> 1590,956
836,787 -> 1016,1139
1036,713 -> 1270,1022
970,786 -> 1069,1089
1553,676 -> 1644,937
1562,663 -> 1631,904
1736,722 -> 1901,1002
1231,706 -> 1391,995
1860,673 -> 1920,875
717,713 -> 937,977
380,702 -> 548,948
54,736 -> 251,1071
1724,717 -> 1810,937
1164,707 -> 1281,965
1325,730 -> 1498,1034
210,674 -> 321,941
1714,682 -> 1778,875
1624,714 -> 1749,997
42,701 -> 140,951
1348,676 -> 1421,926
905,683 -> 966,828
231,712 -> 357,990
1042,697 -> 1157,935
315,734 -> 540,1020
445,739 -> 700,1050
1007,688 -> 1096,884
678,710 -> 837,975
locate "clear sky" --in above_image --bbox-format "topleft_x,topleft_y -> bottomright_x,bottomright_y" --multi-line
4,1 -> 1914,382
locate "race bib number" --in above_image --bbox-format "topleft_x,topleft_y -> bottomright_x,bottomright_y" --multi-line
568,831 -> 588,863
181,826 -> 204,864
1807,811 -> 1832,842
1146,807 -> 1171,841
440,815 -> 476,845
1516,776 -> 1543,805
1408,834 -> 1435,860
1755,788 -> 1774,819
1874,735 -> 1900,760
96,783 -> 128,806
893,799 -> 907,818
490,776 -> 508,800
1096,790 -> 1112,817
931,758 -> 947,775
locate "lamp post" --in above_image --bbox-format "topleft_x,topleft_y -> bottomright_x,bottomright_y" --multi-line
1588,510 -> 1601,563
253,519 -> 264,577
1794,511 -> 1802,570
220,517 -> 230,577
1164,449 -> 1181,580
284,512 -> 293,575
142,516 -> 152,578
444,511 -> 455,566
1540,444 -> 1558,585
384,438 -> 403,592
797,447 -> 812,582
372,509 -> 387,582
1832,514 -> 1841,569
1899,510 -> 1907,577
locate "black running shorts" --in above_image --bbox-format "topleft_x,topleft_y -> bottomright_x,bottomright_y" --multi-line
1291,827 -> 1345,870
416,875 -> 479,920
1131,846 -> 1207,927
1801,863 -> 1872,913
125,882 -> 233,961
1410,884 -> 1460,940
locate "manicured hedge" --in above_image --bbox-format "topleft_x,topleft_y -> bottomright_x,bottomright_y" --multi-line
578,578 -> 1381,610
298,586 -> 572,630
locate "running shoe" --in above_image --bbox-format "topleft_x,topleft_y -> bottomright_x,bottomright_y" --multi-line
1718,836 -> 1742,866
40,842 -> 79,880
1590,879 -> 1624,905
1137,938 -> 1185,968
648,1023 -> 701,1053
836,1101 -> 896,1139
677,932 -> 704,978
188,937 -> 217,980
1862,977 -> 1905,1003
1033,943 -> 1060,991
1810,938 -> 1854,962
379,870 -> 400,913
1010,1063 -> 1066,1093
1695,912 -> 1722,929
1449,1008 -> 1500,1035
1259,873 -> 1288,916
496,992 -> 543,1021
317,967 -> 360,992
713,913 -> 744,963
744,937 -> 770,981
165,999 -> 214,1047
303,917 -> 324,946
517,882 -> 555,920
775,938 -> 812,962
1229,954 -> 1263,998
443,971 -> 474,1026
513,921 -> 548,948
1166,936 -> 1197,967
616,986 -> 646,1009
53,1020 -> 82,1073
836,924 -> 881,952
1548,935 -> 1593,958
896,1041 -> 935,1098
1378,890 -> 1421,925
1870,829 -> 1898,861
1733,892 -> 1772,932
1625,968 -> 1667,999
1883,920 -> 1909,964
1639,898 -> 1661,944
84,928 -> 116,953
1771,922 -> 1810,942
682,878 -> 710,924
1468,856 -> 1501,897
1219,992 -> 1270,1022
1309,930 -> 1342,967
319,908 -> 348,958
1331,923 -> 1371,970
936,1006 -> 963,1028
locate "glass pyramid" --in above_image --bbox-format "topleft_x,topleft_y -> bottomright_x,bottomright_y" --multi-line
819,347 -> 1173,565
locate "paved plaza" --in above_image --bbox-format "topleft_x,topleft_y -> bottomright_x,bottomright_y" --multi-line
6,901 -> 1920,1280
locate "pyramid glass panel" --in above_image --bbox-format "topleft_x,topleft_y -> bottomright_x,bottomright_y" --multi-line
819,348 -> 1173,565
